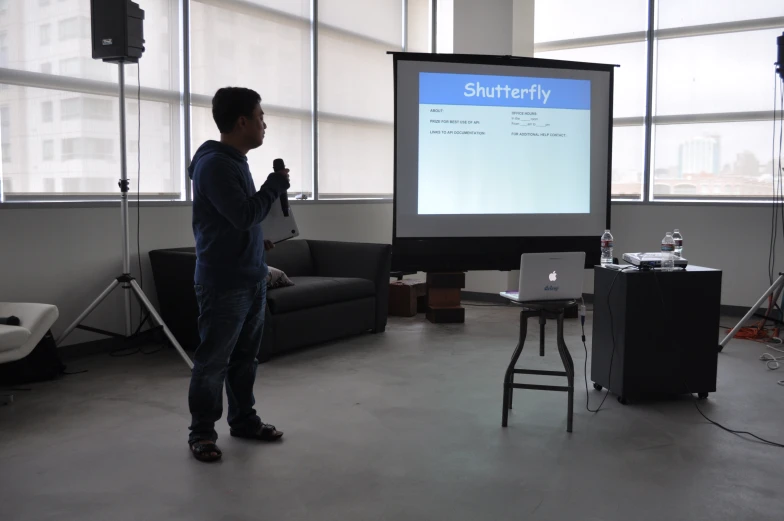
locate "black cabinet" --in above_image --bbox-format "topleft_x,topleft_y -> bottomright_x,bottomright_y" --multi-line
591,266 -> 722,402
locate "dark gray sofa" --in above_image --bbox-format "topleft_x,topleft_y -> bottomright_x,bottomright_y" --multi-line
149,240 -> 391,361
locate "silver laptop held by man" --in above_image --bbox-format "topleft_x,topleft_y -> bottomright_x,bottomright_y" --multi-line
500,252 -> 585,302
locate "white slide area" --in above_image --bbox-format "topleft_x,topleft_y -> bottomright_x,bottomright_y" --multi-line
417,72 -> 591,216
394,58 -> 611,240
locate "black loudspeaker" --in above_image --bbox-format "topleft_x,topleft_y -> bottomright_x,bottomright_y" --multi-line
90,0 -> 145,63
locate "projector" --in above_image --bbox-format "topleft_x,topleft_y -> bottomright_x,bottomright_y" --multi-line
622,252 -> 688,269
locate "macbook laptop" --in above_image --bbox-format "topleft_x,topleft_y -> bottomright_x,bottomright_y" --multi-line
261,198 -> 300,244
500,252 -> 586,303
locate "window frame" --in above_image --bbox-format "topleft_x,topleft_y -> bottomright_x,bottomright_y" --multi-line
534,2 -> 784,204
1,0 -> 429,207
1,0 -> 780,206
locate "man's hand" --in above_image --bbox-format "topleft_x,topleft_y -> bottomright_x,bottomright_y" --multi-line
264,240 -> 275,251
267,169 -> 291,193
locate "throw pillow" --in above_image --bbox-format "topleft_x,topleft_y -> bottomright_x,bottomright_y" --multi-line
267,266 -> 294,289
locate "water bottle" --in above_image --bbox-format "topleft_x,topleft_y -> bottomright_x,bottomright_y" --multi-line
601,230 -> 614,265
673,229 -> 683,257
661,232 -> 675,271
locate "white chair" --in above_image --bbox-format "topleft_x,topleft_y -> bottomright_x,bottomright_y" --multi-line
0,303 -> 59,404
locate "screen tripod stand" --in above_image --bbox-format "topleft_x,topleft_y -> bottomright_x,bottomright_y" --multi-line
719,272 -> 784,353
56,63 -> 193,370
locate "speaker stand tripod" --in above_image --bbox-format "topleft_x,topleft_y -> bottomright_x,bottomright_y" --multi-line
56,63 -> 193,370
719,272 -> 784,353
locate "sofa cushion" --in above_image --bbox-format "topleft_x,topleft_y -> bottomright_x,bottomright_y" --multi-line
265,240 -> 315,277
0,303 -> 59,363
266,276 -> 375,314
267,266 -> 295,289
0,325 -> 32,354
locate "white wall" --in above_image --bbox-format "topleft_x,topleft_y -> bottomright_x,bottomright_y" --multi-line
0,201 -> 778,346
451,0 -> 514,55
0,202 -> 395,346
439,0 -> 533,56
0,205 -> 193,346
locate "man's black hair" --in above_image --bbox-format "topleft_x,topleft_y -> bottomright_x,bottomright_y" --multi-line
211,87 -> 261,134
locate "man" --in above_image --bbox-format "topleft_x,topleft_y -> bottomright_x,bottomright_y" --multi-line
187,87 -> 289,462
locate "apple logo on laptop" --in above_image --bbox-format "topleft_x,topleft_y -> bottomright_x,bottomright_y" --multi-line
549,271 -> 557,282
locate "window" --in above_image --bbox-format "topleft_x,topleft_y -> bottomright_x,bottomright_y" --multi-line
190,0 -> 313,196
40,24 -> 51,46
57,58 -> 114,82
534,0 -> 647,42
62,137 -> 114,161
42,140 -> 54,161
0,32 -> 7,68
317,0 -> 401,198
58,58 -> 79,77
58,16 -> 90,41
2,0 -> 426,203
650,3 -> 784,201
534,0 -> 648,199
41,101 -> 53,122
407,0 -> 431,52
1,106 -> 10,163
61,97 -> 113,121
1,0 -> 183,200
534,0 -> 784,202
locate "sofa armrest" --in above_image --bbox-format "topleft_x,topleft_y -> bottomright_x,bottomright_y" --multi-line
148,249 -> 201,350
307,241 -> 392,332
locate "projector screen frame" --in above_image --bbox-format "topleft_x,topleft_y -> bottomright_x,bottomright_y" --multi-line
390,52 -> 615,272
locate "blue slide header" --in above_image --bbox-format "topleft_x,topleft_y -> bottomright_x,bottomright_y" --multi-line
419,72 -> 591,110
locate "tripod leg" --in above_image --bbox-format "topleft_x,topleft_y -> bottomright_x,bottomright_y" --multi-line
720,274 -> 784,350
129,280 -> 194,370
56,279 -> 121,345
123,284 -> 133,337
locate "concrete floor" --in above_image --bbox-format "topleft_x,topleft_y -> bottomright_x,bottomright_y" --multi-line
1,305 -> 783,521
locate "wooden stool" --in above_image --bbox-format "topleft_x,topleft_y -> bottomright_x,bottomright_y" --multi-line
502,300 -> 577,432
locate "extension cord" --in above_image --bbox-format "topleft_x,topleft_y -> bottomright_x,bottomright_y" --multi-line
760,342 -> 784,385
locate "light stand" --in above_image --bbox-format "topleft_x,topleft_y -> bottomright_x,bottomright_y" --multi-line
56,63 -> 193,370
722,35 -> 784,352
719,273 -> 784,353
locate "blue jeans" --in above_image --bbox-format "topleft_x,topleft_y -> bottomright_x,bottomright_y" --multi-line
188,282 -> 266,444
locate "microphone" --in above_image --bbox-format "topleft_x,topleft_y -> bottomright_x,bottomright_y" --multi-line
0,316 -> 21,326
272,158 -> 290,217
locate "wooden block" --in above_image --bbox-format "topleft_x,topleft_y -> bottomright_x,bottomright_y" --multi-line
426,272 -> 465,289
425,272 -> 466,324
427,288 -> 461,308
417,294 -> 428,313
426,307 -> 465,323
388,280 -> 426,317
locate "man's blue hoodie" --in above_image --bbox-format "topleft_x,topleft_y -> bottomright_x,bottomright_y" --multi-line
188,140 -> 289,288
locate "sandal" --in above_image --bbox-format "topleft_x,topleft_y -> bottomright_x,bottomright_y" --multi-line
230,422 -> 284,441
189,440 -> 222,462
